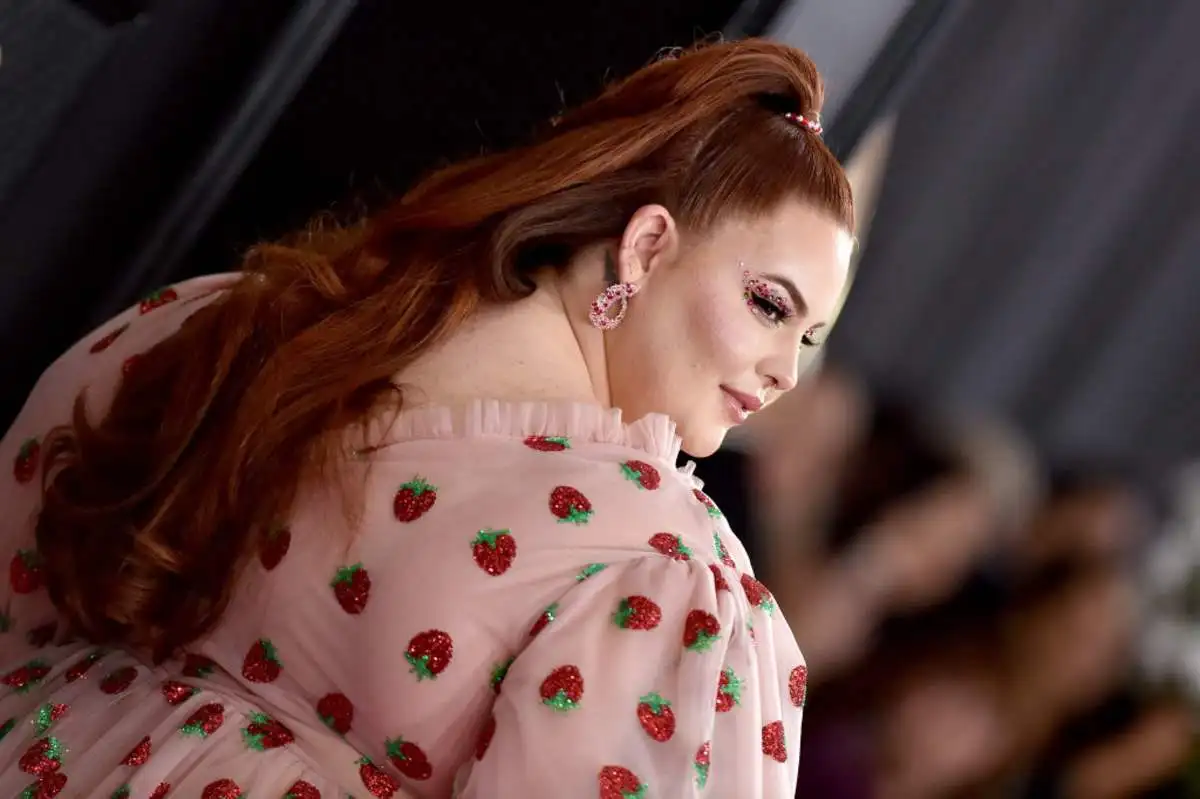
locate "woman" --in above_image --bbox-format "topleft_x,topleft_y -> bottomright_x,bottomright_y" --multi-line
0,39 -> 853,798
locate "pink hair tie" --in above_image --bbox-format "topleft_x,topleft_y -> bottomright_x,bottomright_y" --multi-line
782,111 -> 823,136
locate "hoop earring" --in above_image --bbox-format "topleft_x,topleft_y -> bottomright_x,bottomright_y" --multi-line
588,282 -> 640,331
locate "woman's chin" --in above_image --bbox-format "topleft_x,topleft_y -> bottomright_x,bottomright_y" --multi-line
679,425 -> 727,459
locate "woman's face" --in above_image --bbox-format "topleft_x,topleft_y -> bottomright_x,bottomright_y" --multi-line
608,199 -> 854,457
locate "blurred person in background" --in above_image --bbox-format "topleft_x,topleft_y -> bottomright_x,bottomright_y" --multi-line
0,40 -> 854,799
720,373 -> 1194,798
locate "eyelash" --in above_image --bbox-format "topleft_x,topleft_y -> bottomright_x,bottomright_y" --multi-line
742,276 -> 794,327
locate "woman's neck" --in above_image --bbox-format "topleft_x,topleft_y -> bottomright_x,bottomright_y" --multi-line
394,284 -> 610,410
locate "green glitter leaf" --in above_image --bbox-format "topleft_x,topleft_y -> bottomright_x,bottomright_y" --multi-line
542,690 -> 579,712
490,657 -> 515,691
576,563 -> 607,581
719,668 -> 743,705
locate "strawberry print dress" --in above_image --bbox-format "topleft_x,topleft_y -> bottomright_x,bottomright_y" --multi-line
0,275 -> 808,798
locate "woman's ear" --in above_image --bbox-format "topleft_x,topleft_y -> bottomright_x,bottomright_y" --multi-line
616,204 -> 679,283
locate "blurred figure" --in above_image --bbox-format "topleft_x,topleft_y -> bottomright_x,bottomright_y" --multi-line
737,370 -> 1193,798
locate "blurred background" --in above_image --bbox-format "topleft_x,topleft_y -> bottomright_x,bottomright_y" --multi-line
2,0 -> 1198,795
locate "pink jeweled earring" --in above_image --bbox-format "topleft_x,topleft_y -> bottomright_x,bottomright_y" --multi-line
588,282 -> 640,331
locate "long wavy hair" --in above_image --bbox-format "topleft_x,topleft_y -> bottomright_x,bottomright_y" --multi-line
35,38 -> 854,661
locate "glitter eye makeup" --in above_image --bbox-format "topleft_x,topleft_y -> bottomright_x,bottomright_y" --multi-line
741,271 -> 796,327
801,325 -> 826,348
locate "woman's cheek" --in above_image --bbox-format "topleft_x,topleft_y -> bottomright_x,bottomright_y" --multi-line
686,291 -> 749,376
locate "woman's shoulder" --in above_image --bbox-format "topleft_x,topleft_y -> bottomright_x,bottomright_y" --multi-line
13,274 -> 239,428
0,274 -> 239,661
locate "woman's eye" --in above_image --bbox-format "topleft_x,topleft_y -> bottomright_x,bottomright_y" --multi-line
752,293 -> 787,325
741,273 -> 793,326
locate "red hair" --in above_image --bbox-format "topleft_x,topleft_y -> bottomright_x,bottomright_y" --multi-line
36,38 -> 853,660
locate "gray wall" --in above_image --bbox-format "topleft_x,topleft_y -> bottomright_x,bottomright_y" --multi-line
815,0 -> 1200,485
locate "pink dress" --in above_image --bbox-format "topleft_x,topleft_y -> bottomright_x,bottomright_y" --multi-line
0,275 -> 808,798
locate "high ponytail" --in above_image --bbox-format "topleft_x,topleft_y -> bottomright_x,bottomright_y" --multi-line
35,37 -> 853,661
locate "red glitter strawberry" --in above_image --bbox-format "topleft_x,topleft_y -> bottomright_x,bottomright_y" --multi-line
620,460 -> 661,490
709,563 -> 730,593
259,525 -> 291,571
540,664 -> 584,711
358,756 -> 398,798
100,665 -> 138,694
789,663 -> 808,707
636,692 -> 675,742
89,323 -> 129,354
386,736 -> 433,781
32,703 -> 68,735
598,765 -> 647,799
762,720 -> 788,763
149,783 -> 170,799
201,778 -> 242,799
491,656 -> 514,694
405,629 -> 454,681
648,532 -> 691,562
3,659 -> 51,693
694,741 -> 712,788
471,527 -> 517,576
64,650 -> 103,682
694,488 -> 723,518
549,485 -> 593,524
139,287 -> 179,314
523,435 -> 571,452
242,711 -> 294,750
740,573 -> 776,615
683,609 -> 721,653
475,715 -> 496,760
317,692 -> 353,735
19,736 -> 63,775
393,476 -> 437,522
180,703 -> 225,737
26,621 -> 57,647
285,781 -> 321,799
10,548 -> 43,593
528,602 -> 559,637
182,653 -> 216,678
161,680 -> 197,705
121,736 -> 151,766
13,438 -> 41,484
24,772 -> 67,798
716,666 -> 742,712
242,638 -> 282,683
331,563 -> 371,614
612,595 -> 662,631
121,355 -> 141,376
713,531 -> 736,569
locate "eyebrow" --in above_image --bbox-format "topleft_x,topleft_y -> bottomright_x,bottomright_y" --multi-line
763,273 -> 812,319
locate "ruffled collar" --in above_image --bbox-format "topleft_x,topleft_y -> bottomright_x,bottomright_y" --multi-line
359,398 -> 687,465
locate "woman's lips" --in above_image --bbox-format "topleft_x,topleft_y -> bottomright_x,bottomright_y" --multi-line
721,386 -> 762,424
